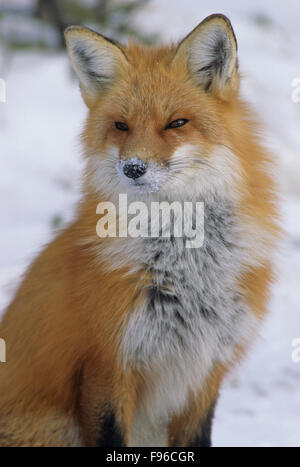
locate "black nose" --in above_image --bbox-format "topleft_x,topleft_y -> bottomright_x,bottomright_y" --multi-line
123,160 -> 147,179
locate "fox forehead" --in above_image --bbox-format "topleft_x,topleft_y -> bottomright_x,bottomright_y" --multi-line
124,42 -> 176,70
93,43 -> 216,122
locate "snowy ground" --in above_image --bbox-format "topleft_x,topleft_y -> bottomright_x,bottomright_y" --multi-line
0,0 -> 300,447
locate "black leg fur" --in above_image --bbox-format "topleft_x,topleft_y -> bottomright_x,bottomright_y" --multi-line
188,405 -> 216,447
96,411 -> 125,447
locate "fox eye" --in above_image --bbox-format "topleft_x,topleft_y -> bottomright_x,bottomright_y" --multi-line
165,119 -> 189,130
115,121 -> 129,131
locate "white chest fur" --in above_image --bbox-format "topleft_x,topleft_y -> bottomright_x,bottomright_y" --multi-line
121,197 -> 257,446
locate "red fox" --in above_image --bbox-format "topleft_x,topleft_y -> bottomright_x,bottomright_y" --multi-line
0,14 -> 279,446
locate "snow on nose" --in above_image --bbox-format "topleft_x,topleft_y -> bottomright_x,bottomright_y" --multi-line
122,158 -> 147,179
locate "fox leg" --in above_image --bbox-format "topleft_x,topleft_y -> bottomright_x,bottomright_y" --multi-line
168,365 -> 225,447
186,404 -> 216,447
168,401 -> 217,447
80,395 -> 126,447
79,358 -> 141,447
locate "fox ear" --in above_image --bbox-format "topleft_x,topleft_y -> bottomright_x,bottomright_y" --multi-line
173,14 -> 238,99
65,26 -> 127,106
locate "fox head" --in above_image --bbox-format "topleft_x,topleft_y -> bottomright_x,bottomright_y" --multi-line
65,14 -> 244,202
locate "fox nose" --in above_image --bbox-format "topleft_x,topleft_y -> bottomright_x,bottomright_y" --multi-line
123,159 -> 147,179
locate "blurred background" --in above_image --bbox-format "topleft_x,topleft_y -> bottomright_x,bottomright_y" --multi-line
0,0 -> 300,447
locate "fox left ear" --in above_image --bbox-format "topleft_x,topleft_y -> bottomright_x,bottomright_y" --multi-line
173,14 -> 239,99
65,26 -> 128,106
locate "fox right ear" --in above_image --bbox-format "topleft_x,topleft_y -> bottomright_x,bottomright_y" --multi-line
173,14 -> 239,99
65,26 -> 127,106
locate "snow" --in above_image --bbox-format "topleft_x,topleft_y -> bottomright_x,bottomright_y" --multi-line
0,0 -> 300,447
